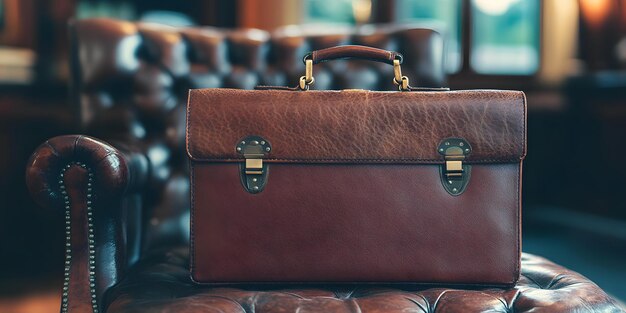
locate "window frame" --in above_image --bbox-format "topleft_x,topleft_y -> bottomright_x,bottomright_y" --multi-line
376,0 -> 543,89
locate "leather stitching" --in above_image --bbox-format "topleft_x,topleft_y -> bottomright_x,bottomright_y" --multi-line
512,161 -> 521,286
189,160 -> 196,280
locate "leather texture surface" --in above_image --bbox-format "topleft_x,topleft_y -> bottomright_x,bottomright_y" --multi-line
105,247 -> 624,313
26,135 -> 134,212
191,163 -> 521,285
27,135 -> 624,312
310,45 -> 402,65
23,18 -> 624,313
187,89 -> 526,163
188,87 -> 526,285
25,135 -> 148,308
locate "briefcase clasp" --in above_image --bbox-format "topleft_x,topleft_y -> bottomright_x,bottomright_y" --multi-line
438,138 -> 472,196
236,136 -> 271,194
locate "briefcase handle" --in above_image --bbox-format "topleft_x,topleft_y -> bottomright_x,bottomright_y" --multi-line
304,45 -> 404,65
300,45 -> 409,91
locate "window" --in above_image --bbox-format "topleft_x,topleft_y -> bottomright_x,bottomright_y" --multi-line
471,0 -> 540,74
305,0 -> 366,24
396,0 -> 540,75
396,0 -> 462,73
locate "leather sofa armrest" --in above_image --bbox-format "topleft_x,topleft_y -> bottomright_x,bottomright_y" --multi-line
25,135 -> 148,313
26,135 -> 148,210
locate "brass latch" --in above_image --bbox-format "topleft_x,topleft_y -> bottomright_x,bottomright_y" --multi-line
438,138 -> 472,196
236,136 -> 271,193
245,159 -> 264,175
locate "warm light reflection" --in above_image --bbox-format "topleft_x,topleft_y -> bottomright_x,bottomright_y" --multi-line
243,29 -> 271,42
352,0 -> 372,24
116,35 -> 141,72
0,291 -> 60,313
579,0 -> 613,28
473,0 -> 520,15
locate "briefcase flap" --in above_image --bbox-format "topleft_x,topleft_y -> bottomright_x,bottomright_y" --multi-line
186,89 -> 526,164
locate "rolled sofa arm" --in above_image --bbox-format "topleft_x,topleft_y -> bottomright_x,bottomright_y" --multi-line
26,135 -> 148,313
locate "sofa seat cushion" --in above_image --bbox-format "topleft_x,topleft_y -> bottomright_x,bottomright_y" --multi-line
104,247 -> 622,313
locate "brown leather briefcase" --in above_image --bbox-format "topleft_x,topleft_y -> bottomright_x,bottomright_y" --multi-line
186,45 -> 526,286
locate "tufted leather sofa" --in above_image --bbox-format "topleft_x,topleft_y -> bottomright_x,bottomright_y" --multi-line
25,18 -> 623,312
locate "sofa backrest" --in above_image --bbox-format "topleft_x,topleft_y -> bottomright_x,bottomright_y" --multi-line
69,18 -> 446,248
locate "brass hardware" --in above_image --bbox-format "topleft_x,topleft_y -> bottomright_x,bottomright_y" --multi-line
299,56 -> 409,91
446,159 -> 463,173
236,136 -> 271,193
437,138 -> 472,196
305,58 -> 313,82
299,59 -> 315,90
392,59 -> 410,91
245,159 -> 263,174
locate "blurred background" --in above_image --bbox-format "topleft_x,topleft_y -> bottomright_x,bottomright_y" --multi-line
0,0 -> 625,311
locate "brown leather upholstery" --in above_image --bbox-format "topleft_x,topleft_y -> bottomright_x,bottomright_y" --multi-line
70,18 -> 448,251
24,18 -> 623,312
26,135 -> 623,312
105,249 -> 622,313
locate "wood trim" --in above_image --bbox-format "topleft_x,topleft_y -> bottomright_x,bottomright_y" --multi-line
0,0 -> 37,47
238,0 -> 303,30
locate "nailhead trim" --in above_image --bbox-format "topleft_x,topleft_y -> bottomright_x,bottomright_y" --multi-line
59,162 -> 98,313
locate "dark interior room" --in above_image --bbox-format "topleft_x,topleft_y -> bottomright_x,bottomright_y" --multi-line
0,0 -> 625,312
